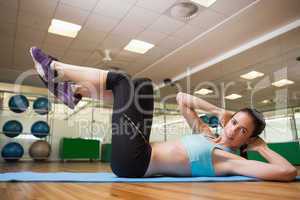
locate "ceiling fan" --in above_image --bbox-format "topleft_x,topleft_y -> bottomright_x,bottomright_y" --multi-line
89,49 -> 126,73
90,49 -> 112,68
246,81 -> 253,90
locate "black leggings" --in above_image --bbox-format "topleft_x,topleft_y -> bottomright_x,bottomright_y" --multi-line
106,72 -> 154,177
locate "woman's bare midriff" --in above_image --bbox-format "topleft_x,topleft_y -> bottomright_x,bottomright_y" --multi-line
143,136 -> 243,177
144,139 -> 191,177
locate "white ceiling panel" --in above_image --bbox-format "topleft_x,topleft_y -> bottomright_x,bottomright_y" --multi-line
115,50 -> 143,62
136,0 -> 177,14
43,34 -> 73,50
0,38 -> 14,68
54,3 -> 90,25
0,23 -> 16,38
84,52 -> 102,66
121,6 -> 160,28
0,0 -> 299,111
188,9 -> 226,29
145,47 -> 170,60
20,0 -> 58,18
14,40 -> 41,57
0,37 -> 14,49
18,11 -> 52,31
42,45 -> 67,59
111,21 -> 145,38
60,0 -> 99,11
13,41 -> 36,70
0,3 -> 18,24
100,34 -> 131,52
16,25 -> 47,44
94,0 -> 134,19
149,15 -> 184,35
0,48 -> 13,68
171,24 -> 205,42
13,51 -> 34,70
0,0 -> 18,9
64,50 -> 91,65
136,29 -> 168,45
158,36 -> 186,51
69,39 -> 99,52
85,13 -> 120,32
106,60 -> 130,69
127,61 -> 150,75
210,0 -> 256,16
76,28 -> 107,43
280,27 -> 300,53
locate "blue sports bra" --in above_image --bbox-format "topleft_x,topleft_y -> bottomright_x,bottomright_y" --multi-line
181,134 -> 234,177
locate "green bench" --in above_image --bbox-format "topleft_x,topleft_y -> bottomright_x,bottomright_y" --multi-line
60,138 -> 100,161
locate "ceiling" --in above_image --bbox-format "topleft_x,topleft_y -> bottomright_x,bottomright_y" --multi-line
159,27 -> 300,111
0,0 -> 300,111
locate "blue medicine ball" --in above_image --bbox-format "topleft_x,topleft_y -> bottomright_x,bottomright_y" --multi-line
1,142 -> 24,161
33,97 -> 51,115
200,115 -> 210,124
8,95 -> 29,113
209,116 -> 219,128
31,121 -> 50,138
2,120 -> 23,138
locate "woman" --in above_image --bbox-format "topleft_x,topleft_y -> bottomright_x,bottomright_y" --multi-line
29,47 -> 297,181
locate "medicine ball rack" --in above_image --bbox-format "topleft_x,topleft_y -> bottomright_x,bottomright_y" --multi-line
0,90 -> 54,161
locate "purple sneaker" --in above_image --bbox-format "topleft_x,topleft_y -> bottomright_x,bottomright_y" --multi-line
51,81 -> 82,109
30,47 -> 58,82
30,47 -> 82,109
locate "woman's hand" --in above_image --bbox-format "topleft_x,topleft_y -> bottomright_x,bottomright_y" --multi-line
246,137 -> 267,152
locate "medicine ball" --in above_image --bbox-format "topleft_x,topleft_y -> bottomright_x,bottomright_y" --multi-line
1,142 -> 24,161
209,116 -> 219,128
2,120 -> 23,138
8,95 -> 29,113
31,121 -> 50,138
200,115 -> 210,124
29,140 -> 51,161
33,97 -> 51,115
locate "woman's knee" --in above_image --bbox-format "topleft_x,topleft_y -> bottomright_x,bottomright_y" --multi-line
106,72 -> 131,90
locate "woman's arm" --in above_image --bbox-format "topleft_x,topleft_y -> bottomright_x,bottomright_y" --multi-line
176,92 -> 213,135
247,137 -> 296,168
176,92 -> 223,116
227,138 -> 297,181
227,159 -> 297,181
176,92 -> 233,131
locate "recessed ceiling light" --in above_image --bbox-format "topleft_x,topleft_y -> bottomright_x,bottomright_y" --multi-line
240,71 -> 264,80
48,19 -> 81,38
262,99 -> 270,104
190,0 -> 217,7
271,79 -> 294,87
124,39 -> 154,54
194,88 -> 213,95
225,93 -> 242,100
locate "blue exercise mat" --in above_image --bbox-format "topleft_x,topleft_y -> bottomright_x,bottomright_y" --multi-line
0,172 -> 299,182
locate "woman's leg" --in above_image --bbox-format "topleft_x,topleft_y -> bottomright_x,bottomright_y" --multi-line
107,71 -> 154,178
30,47 -> 113,102
51,61 -> 113,100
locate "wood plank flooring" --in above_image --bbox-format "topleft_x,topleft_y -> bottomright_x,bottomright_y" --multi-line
0,161 -> 299,200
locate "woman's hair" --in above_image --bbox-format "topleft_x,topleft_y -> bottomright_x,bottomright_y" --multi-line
236,108 -> 266,159
236,108 -> 266,137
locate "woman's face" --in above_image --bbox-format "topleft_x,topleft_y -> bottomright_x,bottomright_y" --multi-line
222,111 -> 255,148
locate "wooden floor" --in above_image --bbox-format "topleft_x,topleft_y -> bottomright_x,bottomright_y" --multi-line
0,162 -> 299,200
